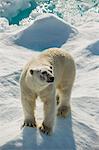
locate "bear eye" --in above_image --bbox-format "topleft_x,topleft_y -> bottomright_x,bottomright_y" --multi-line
30,69 -> 34,75
50,66 -> 52,69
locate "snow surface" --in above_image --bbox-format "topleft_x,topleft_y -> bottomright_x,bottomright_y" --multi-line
0,13 -> 99,150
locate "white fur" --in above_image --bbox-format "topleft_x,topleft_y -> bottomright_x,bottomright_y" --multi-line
20,48 -> 76,133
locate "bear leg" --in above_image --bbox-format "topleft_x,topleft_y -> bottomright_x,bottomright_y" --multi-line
21,91 -> 37,128
57,87 -> 71,118
39,91 -> 56,135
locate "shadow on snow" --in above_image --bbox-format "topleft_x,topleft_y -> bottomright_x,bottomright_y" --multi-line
14,14 -> 77,52
87,40 -> 99,55
1,113 -> 76,150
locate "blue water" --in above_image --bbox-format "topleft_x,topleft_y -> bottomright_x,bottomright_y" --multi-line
0,0 -> 99,25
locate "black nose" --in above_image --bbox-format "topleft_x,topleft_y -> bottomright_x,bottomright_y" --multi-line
30,69 -> 34,75
50,77 -> 54,82
47,76 -> 54,83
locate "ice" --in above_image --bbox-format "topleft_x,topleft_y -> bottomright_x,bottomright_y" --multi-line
0,17 -> 9,31
0,0 -> 99,25
0,0 -> 32,16
0,0 -> 33,22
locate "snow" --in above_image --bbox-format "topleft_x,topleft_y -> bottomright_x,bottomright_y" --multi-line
13,14 -> 77,51
0,13 -> 99,150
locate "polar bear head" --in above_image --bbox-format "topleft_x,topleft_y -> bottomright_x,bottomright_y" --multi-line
26,65 -> 54,91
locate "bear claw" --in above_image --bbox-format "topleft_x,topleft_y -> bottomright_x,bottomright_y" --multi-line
57,106 -> 70,118
39,122 -> 52,135
21,120 -> 36,128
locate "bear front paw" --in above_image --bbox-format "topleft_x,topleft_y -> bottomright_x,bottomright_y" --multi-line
39,122 -> 52,135
57,106 -> 71,118
22,119 -> 36,128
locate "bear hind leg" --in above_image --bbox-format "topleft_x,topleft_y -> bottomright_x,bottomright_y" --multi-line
57,86 -> 72,118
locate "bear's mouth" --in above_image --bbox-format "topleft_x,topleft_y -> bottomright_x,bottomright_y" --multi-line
47,77 -> 54,83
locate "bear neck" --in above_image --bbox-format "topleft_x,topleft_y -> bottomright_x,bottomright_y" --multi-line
34,83 -> 51,93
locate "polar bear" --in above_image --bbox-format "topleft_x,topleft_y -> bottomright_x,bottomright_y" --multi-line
20,48 -> 76,135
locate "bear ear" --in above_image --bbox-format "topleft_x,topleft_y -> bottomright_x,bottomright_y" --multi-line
30,69 -> 34,75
